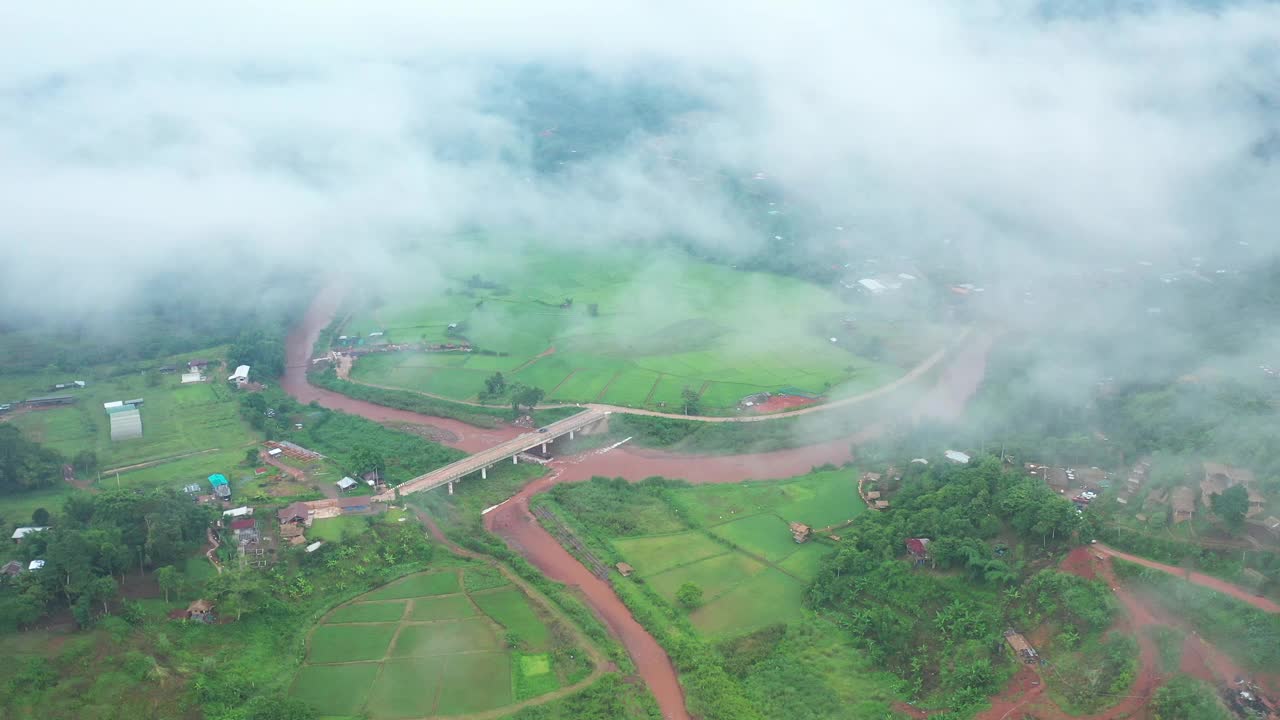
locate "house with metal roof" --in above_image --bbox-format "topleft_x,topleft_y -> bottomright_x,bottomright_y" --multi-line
107,403 -> 143,441
12,526 -> 49,542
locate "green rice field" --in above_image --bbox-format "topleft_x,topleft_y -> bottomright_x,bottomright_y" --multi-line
292,568 -> 572,718
582,469 -> 867,639
342,244 -> 947,412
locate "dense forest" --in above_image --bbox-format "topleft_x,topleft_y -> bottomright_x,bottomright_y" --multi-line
0,425 -> 66,494
807,458 -> 1091,709
0,488 -> 213,630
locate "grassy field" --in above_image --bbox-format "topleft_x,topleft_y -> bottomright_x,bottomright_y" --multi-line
342,244 -> 944,412
6,360 -> 255,470
591,470 -> 865,638
546,468 -> 903,716
293,568 -> 573,718
308,515 -> 368,542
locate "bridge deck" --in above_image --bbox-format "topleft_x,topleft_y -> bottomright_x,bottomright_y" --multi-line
376,409 -> 606,500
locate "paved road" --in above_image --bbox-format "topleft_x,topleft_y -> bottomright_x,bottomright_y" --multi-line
1094,543 -> 1280,613
333,332 -> 968,423
375,410 -> 607,500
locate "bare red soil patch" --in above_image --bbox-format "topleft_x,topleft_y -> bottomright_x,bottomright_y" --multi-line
1059,546 -> 1097,580
748,394 -> 820,413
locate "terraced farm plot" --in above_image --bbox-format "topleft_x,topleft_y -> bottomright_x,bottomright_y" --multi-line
598,368 -> 661,406
777,544 -> 829,581
365,658 -> 444,718
363,571 -> 460,600
337,245 -> 945,412
292,664 -> 380,715
472,589 -> 552,649
409,595 -> 476,621
612,532 -> 727,575
691,568 -> 807,637
324,601 -> 407,624
648,552 -> 765,603
308,624 -> 397,663
547,367 -> 617,401
709,513 -> 801,562
436,653 -> 514,714
292,569 -> 575,719
392,617 -> 499,657
680,470 -> 864,530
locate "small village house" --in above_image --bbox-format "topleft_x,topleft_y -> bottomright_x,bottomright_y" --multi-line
186,599 -> 215,623
11,526 -> 49,543
1201,462 -> 1266,518
875,500 -> 890,510
616,562 -> 634,577
1171,487 -> 1196,524
1004,630 -> 1039,664
789,522 -> 812,543
1,560 -> 22,577
228,365 -> 251,386
336,477 -> 359,492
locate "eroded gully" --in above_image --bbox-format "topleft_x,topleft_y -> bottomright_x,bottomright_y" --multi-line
282,287 -> 995,720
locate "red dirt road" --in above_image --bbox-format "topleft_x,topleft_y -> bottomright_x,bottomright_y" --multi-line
1094,544 -> 1280,614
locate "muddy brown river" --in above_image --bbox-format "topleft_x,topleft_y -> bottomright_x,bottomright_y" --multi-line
282,287 -> 994,719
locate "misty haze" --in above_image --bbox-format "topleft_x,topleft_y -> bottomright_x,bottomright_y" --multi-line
1,2 -> 1278,719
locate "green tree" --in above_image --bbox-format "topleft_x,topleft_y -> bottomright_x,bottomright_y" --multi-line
244,447 -> 261,466
72,449 -> 98,477
1209,485 -> 1249,531
1152,675 -> 1229,720
485,372 -> 506,396
349,446 -> 384,477
681,387 -> 701,415
31,507 -> 50,526
676,582 -> 704,608
511,385 -> 546,415
156,566 -> 179,603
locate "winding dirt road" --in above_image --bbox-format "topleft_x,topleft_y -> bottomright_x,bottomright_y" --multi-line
1094,543 -> 1280,613
282,287 -> 995,720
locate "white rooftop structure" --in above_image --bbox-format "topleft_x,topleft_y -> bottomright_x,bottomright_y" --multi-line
305,541 -> 324,553
28,560 -> 45,571
911,458 -> 929,465
267,447 -> 283,456
336,477 -> 358,491
945,450 -> 971,464
181,372 -> 204,384
109,406 -> 143,441
103,400 -> 124,409
858,278 -> 886,294
222,507 -> 253,518
229,365 -> 251,383
12,526 -> 49,540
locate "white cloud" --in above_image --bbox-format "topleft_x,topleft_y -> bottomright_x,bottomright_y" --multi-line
1,1 -> 1276,318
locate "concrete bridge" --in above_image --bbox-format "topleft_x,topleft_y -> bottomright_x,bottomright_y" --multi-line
374,409 -> 609,500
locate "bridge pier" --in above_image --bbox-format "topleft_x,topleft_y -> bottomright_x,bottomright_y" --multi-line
569,429 -> 575,441
481,466 -> 487,480
448,481 -> 453,495
541,442 -> 548,454
513,455 -> 518,464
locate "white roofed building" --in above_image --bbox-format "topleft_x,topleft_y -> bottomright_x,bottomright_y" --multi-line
945,450 -> 971,464
12,526 -> 49,542
229,365 -> 251,385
